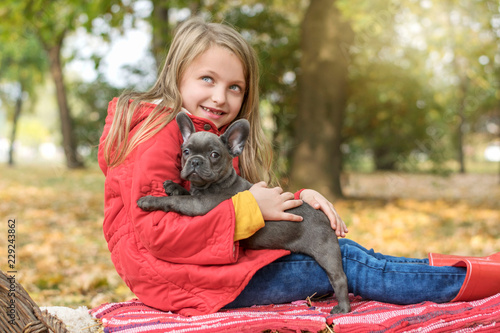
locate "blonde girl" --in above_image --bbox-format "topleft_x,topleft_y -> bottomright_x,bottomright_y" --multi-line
103,17 -> 269,185
98,17 -> 500,316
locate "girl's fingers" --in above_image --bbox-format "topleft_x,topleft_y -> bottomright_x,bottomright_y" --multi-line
280,212 -> 304,222
272,186 -> 283,194
282,198 -> 303,211
255,181 -> 267,188
281,191 -> 295,201
304,191 -> 348,237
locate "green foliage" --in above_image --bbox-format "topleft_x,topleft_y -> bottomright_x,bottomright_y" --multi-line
143,1 -> 304,177
5,0 -> 131,45
219,3 -> 302,175
339,0 -> 500,173
69,75 -> 122,162
0,32 -> 47,116
0,0 -> 137,168
1,0 -> 500,175
346,53 -> 449,171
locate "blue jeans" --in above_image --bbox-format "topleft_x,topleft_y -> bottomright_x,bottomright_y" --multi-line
226,239 -> 466,308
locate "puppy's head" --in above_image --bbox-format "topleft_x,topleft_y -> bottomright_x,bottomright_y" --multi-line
176,111 -> 250,188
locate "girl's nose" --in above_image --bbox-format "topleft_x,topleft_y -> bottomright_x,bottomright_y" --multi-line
212,87 -> 226,106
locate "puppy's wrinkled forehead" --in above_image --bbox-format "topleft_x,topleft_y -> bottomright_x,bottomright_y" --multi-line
183,132 -> 225,154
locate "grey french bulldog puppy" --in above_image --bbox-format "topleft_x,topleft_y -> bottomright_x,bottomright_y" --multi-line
137,111 -> 351,314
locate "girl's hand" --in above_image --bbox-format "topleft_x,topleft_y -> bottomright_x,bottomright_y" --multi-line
249,181 -> 303,222
300,189 -> 348,238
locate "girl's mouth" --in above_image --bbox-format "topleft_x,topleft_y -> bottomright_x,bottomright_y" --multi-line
201,106 -> 224,116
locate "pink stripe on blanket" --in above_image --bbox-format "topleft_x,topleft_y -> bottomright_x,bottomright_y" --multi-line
90,293 -> 500,332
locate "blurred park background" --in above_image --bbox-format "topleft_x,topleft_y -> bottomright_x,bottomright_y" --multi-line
0,0 -> 499,308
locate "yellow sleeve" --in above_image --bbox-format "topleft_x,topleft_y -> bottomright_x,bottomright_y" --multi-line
232,190 -> 265,241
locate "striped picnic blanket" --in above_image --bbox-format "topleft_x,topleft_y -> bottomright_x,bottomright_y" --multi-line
90,293 -> 500,332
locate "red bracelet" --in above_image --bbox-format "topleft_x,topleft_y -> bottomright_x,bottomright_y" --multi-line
294,189 -> 306,200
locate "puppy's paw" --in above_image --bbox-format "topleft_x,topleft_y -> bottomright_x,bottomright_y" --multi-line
330,303 -> 350,314
163,180 -> 177,195
137,196 -> 158,211
163,180 -> 189,196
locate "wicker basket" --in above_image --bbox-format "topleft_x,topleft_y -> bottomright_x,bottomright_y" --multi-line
1,270 -> 69,333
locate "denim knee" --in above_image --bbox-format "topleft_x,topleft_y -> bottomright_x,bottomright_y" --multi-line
225,253 -> 333,308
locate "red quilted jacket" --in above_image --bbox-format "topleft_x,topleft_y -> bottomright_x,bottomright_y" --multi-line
98,98 -> 289,316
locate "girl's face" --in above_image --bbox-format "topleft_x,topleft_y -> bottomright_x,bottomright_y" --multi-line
179,46 -> 246,129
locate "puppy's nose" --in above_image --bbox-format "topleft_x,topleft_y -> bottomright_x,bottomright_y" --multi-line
191,158 -> 203,168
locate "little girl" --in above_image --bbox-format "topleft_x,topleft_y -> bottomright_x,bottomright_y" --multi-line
98,17 -> 500,316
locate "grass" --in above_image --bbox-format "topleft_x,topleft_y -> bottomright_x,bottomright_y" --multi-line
0,163 -> 499,309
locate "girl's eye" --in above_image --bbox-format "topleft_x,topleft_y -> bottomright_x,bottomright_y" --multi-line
210,151 -> 220,158
202,76 -> 213,83
230,84 -> 242,92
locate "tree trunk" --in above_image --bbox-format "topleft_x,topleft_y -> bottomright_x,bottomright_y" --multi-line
454,74 -> 468,174
151,0 -> 170,68
47,43 -> 83,168
373,147 -> 397,171
289,0 -> 353,199
497,129 -> 500,184
445,7 -> 467,174
457,103 -> 466,174
8,86 -> 23,166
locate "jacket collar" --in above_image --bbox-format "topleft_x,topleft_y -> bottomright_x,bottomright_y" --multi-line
181,108 -> 231,135
129,99 -> 232,135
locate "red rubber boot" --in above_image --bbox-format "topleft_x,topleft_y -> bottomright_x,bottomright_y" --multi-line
428,252 -> 500,302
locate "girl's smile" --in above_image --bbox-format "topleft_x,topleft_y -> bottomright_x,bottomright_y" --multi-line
179,46 -> 246,129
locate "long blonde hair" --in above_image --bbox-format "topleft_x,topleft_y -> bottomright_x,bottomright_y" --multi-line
103,17 -> 272,183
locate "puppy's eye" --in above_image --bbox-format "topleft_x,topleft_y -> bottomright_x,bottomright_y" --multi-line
210,151 -> 220,158
183,149 -> 190,156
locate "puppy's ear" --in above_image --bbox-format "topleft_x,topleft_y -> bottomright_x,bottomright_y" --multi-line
221,119 -> 250,157
176,111 -> 196,142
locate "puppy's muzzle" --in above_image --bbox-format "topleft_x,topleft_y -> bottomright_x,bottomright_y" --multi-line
182,156 -> 213,184
189,157 -> 204,169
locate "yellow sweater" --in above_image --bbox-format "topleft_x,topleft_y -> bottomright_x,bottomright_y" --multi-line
231,191 -> 265,241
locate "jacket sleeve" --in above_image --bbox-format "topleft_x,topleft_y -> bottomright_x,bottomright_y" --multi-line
231,191 -> 265,241
127,125 -> 239,266
294,189 -> 306,200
